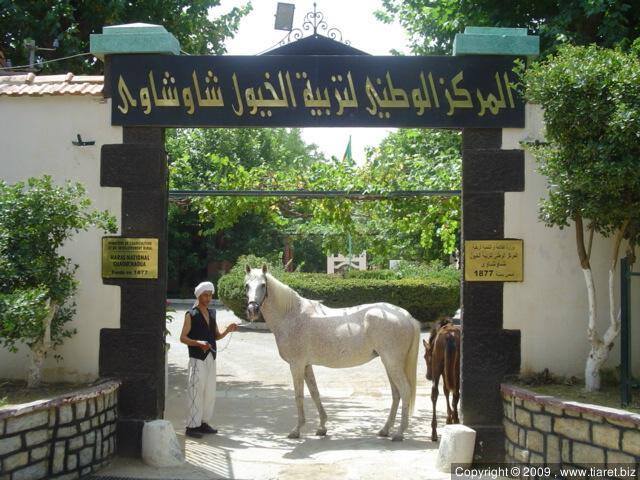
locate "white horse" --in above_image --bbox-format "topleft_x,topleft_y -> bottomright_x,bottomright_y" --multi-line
244,265 -> 421,441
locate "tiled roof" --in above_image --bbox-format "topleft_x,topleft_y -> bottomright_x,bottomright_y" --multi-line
0,72 -> 104,96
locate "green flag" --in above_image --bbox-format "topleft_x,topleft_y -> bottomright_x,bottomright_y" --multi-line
342,135 -> 352,163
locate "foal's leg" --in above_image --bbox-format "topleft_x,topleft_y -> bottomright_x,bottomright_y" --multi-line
304,365 -> 327,436
431,374 -> 439,441
452,390 -> 460,424
443,385 -> 453,424
288,363 -> 306,439
378,365 -> 400,438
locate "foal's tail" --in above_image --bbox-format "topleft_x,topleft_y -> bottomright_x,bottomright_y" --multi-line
405,318 -> 421,416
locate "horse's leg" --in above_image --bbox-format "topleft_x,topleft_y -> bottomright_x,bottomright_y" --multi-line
288,363 -> 306,439
452,389 -> 460,424
431,374 -> 439,441
378,364 -> 400,437
443,385 -> 453,424
381,358 -> 411,442
304,365 -> 327,436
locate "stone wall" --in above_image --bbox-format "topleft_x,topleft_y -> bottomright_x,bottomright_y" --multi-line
0,380 -> 120,480
502,384 -> 640,466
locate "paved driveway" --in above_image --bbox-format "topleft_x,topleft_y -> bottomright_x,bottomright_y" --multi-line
97,305 -> 453,480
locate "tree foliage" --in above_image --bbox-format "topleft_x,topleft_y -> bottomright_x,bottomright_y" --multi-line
166,127 -> 461,280
0,176 -> 116,354
376,0 -> 640,56
0,0 -> 250,73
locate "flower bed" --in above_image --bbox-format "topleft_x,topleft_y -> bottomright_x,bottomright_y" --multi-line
502,384 -> 640,467
0,380 -> 120,480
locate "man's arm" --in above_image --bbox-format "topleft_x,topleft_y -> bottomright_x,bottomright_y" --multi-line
215,320 -> 238,340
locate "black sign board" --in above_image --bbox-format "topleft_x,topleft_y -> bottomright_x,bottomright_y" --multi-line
109,54 -> 524,128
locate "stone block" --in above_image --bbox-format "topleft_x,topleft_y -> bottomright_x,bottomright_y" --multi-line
75,400 -> 87,419
518,428 -> 525,445
565,409 -> 581,418
6,411 -> 48,434
59,404 -> 74,424
606,417 -> 637,428
547,434 -> 560,464
435,424 -> 476,472
80,420 -> 91,432
12,461 -> 46,480
573,442 -> 604,465
79,446 -> 94,467
68,435 -> 84,450
607,449 -> 636,465
52,441 -> 65,473
544,404 -> 564,416
562,439 -> 571,462
622,430 -> 640,456
85,430 -> 96,445
554,418 -> 590,442
529,452 -> 544,464
30,445 -> 49,462
96,395 -> 105,413
57,425 -> 78,438
87,399 -> 96,417
504,420 -> 518,444
0,435 -> 21,455
523,400 -> 542,412
526,430 -> 544,453
533,414 -> 552,432
106,409 -> 116,422
81,466 -> 92,477
513,446 -> 530,463
66,453 -> 77,470
3,451 -> 28,471
25,428 -> 50,446
582,412 -> 604,423
592,424 -> 620,450
515,408 -> 532,427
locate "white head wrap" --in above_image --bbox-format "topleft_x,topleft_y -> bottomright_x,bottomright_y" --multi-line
194,281 -> 215,299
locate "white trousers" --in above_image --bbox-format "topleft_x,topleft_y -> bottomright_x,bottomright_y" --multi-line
186,354 -> 217,428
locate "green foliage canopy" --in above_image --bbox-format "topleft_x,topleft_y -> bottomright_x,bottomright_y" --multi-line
0,176 -> 116,352
0,0 -> 250,73
376,0 -> 640,56
522,45 -> 640,249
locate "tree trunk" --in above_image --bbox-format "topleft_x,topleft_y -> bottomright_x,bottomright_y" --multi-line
583,222 -> 628,392
27,300 -> 57,388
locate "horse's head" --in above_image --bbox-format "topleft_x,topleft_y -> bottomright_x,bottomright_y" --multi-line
244,264 -> 268,321
423,338 -> 434,381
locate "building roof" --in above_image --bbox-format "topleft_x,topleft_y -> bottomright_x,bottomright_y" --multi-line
0,72 -> 104,96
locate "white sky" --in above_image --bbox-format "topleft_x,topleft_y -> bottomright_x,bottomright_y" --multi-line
210,0 -> 411,163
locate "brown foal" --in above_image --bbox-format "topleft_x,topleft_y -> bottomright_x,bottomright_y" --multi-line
423,318 -> 461,441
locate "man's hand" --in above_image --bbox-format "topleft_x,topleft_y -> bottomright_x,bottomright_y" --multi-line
196,340 -> 210,351
226,323 -> 239,333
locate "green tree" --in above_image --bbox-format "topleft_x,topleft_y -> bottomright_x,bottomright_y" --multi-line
0,0 -> 250,73
377,0 -> 640,56
0,176 -> 116,387
522,44 -> 640,391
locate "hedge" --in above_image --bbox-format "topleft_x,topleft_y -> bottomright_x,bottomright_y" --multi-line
218,269 -> 459,323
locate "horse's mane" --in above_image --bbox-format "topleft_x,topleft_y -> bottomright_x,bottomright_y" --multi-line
428,317 -> 454,346
265,273 -> 304,315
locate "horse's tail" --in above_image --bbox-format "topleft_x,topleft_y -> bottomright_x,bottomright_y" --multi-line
443,329 -> 461,393
405,318 -> 421,416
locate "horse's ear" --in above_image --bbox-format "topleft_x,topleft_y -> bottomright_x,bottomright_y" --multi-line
262,263 -> 268,273
245,265 -> 251,274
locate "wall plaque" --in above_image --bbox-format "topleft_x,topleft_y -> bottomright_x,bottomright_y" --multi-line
464,239 -> 523,282
102,237 -> 158,279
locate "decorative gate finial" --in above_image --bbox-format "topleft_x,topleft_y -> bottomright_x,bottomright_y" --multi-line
280,3 -> 350,46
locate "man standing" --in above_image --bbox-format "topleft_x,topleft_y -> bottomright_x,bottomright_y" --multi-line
180,281 -> 238,438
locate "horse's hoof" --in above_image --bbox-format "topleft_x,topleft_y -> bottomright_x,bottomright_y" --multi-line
287,431 -> 300,439
431,435 -> 438,442
315,428 -> 327,436
377,429 -> 389,437
391,433 -> 404,442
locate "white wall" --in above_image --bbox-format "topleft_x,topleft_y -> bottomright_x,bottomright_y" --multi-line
0,95 -> 122,382
502,104 -> 640,377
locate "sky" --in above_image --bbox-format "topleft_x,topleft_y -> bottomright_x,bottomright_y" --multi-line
210,0 -> 412,163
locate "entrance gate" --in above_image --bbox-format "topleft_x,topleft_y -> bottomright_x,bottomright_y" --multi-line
91,23 -> 538,462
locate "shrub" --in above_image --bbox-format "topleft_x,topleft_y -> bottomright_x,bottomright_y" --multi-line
218,261 -> 459,323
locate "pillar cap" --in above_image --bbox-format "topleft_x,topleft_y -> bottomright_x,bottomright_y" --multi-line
453,26 -> 539,57
90,23 -> 180,59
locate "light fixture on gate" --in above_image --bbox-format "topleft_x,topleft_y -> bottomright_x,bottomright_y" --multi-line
274,3 -> 295,31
